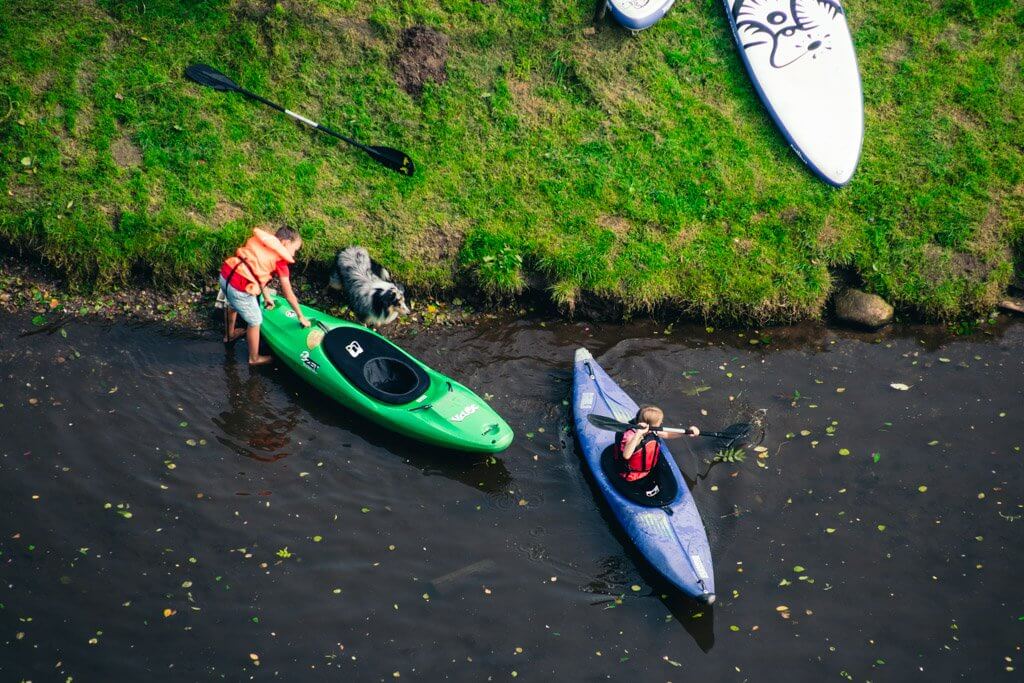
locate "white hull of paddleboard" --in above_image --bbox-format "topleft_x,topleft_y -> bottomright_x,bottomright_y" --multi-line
723,0 -> 864,186
607,0 -> 676,31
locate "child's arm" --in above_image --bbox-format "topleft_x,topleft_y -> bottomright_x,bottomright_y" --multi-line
278,275 -> 311,327
621,426 -> 648,455
657,426 -> 700,440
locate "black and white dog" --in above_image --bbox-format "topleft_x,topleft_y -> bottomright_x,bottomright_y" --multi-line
328,246 -> 410,327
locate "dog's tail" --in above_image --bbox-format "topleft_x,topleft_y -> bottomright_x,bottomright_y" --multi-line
330,246 -> 373,290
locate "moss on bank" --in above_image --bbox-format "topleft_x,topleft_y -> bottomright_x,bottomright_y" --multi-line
1,0 -> 1022,321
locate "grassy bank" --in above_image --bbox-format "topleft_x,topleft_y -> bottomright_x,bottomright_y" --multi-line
1,0 -> 1022,320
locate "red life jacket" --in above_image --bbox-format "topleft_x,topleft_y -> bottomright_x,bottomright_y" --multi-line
222,228 -> 295,296
617,429 -> 661,482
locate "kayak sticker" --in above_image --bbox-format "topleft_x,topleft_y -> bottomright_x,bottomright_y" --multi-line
345,340 -> 364,358
450,404 -> 479,422
299,350 -> 319,374
579,392 -> 594,410
690,554 -> 709,580
284,309 -> 296,318
635,512 -> 672,540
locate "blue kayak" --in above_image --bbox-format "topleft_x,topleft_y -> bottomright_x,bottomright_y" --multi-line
572,348 -> 715,603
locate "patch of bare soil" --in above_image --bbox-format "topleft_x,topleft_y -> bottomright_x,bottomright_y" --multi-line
392,25 -> 449,97
111,133 -> 142,168
408,224 -> 464,264
596,214 -> 631,238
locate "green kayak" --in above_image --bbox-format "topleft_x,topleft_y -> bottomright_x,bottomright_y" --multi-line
258,295 -> 513,453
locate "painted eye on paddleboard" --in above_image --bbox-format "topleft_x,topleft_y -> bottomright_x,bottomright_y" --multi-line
767,11 -> 787,24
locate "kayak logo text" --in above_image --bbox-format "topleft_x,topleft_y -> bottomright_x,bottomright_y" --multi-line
299,351 -> 319,374
450,404 -> 479,422
346,341 -> 364,358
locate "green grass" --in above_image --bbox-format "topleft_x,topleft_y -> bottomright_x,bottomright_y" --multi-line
1,0 -> 1022,320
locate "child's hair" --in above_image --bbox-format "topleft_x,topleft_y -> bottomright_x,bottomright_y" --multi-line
275,226 -> 300,242
636,405 -> 664,426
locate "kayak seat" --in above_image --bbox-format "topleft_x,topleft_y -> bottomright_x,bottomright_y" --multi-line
322,327 -> 430,405
600,445 -> 679,508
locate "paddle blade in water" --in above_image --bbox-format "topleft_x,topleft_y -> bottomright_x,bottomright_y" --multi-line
367,146 -> 415,177
185,64 -> 239,92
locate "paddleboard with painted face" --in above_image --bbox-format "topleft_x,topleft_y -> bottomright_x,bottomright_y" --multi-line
723,0 -> 864,186
606,0 -> 676,31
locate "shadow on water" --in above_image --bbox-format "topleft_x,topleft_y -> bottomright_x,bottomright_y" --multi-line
215,351 -> 512,494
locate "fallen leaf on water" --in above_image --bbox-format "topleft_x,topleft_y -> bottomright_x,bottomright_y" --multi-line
918,485 -> 928,493
890,383 -> 910,391
163,608 -> 175,618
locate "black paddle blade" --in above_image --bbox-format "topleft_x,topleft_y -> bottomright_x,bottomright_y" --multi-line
713,423 -> 754,443
587,414 -> 632,432
366,145 -> 415,176
185,64 -> 239,92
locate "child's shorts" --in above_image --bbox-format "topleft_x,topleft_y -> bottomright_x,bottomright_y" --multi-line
219,276 -> 263,326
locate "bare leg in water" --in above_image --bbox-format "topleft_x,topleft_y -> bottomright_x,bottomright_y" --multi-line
246,324 -> 272,366
223,307 -> 246,343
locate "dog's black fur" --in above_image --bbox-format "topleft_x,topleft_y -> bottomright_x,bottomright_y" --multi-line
328,246 -> 410,327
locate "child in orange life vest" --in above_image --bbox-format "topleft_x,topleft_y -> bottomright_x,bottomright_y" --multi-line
618,405 -> 700,497
219,226 -> 310,366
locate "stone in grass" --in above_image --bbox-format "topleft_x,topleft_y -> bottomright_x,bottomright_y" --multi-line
833,287 -> 894,330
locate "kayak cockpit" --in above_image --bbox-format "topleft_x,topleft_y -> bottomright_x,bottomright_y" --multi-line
600,445 -> 680,507
322,327 -> 430,405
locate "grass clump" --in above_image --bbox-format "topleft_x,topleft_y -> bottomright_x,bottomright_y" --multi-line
0,0 -> 1021,320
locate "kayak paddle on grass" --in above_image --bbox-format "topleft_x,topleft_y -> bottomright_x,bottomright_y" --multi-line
184,63 -> 415,177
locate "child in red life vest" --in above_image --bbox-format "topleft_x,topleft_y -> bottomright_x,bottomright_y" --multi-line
219,226 -> 310,366
618,405 -> 700,497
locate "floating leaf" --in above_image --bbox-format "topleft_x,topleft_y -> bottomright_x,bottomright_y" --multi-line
838,448 -> 850,456
890,383 -> 910,391
793,565 -> 805,573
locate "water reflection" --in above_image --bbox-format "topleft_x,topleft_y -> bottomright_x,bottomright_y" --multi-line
212,355 -> 302,462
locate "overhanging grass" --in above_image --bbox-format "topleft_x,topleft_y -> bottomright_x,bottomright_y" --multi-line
0,0 -> 1021,320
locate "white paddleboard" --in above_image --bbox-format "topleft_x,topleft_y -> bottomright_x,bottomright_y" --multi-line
607,0 -> 676,31
723,0 -> 864,186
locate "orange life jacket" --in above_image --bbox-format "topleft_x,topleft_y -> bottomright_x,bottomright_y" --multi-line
617,430 -> 661,482
222,228 -> 295,296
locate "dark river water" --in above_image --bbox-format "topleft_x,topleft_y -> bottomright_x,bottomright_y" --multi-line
1,312 -> 1022,681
